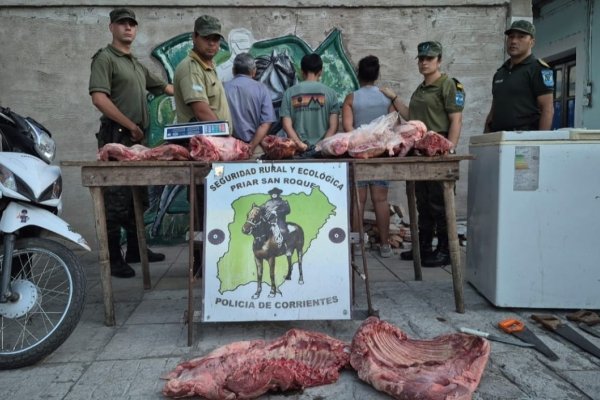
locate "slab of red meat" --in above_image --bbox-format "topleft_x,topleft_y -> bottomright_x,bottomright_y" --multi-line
317,132 -> 352,156
350,317 -> 490,400
162,329 -> 350,399
261,136 -> 297,159
414,131 -> 454,156
406,120 -> 427,139
143,144 -> 190,161
97,143 -> 149,161
189,136 -> 251,162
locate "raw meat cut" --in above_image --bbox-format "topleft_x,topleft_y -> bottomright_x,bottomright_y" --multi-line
97,143 -> 191,161
317,132 -> 352,156
190,135 -> 251,162
144,144 -> 190,161
347,112 -> 399,159
162,329 -> 350,399
414,131 -> 454,156
261,135 -> 297,159
350,317 -> 490,400
389,122 -> 423,157
97,143 -> 148,161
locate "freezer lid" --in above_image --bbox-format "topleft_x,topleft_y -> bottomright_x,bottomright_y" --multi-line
470,129 -> 600,145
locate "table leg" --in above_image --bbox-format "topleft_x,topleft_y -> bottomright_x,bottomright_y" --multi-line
131,187 -> 150,290
89,186 -> 115,326
188,167 -> 196,346
406,181 -> 422,281
353,166 -> 378,317
443,181 -> 464,313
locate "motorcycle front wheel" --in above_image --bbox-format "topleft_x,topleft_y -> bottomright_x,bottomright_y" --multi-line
0,237 -> 86,369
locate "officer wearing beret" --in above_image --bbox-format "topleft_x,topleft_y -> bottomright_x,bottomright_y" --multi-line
382,41 -> 465,267
484,20 -> 554,132
89,8 -> 173,278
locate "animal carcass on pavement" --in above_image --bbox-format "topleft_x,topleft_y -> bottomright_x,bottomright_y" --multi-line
161,329 -> 350,399
350,317 -> 490,400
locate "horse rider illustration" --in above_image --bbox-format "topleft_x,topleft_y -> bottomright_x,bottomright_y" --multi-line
263,187 -> 290,247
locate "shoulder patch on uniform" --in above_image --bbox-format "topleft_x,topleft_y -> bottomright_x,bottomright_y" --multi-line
541,69 -> 554,88
538,58 -> 550,68
452,77 -> 464,91
91,48 -> 103,60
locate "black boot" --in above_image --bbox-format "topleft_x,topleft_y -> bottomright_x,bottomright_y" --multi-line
109,235 -> 135,278
125,231 -> 165,263
400,234 -> 433,261
422,238 -> 450,267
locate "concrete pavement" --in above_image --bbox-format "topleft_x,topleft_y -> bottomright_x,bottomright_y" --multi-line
1,243 -> 599,400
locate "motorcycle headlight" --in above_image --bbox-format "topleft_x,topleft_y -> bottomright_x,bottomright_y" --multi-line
25,119 -> 56,163
39,174 -> 62,201
0,164 -> 17,192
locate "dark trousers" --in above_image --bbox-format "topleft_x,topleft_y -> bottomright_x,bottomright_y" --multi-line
415,181 -> 448,249
96,121 -> 142,259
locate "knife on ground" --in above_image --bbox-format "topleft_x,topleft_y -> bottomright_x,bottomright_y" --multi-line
459,327 -> 535,347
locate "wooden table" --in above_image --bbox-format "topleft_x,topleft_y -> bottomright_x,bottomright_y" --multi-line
62,161 -> 210,335
63,155 -> 470,332
351,155 -> 472,313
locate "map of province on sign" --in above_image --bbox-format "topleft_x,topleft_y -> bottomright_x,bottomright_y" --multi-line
216,186 -> 336,294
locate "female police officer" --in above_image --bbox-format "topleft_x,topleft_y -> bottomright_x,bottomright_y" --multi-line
381,41 -> 465,267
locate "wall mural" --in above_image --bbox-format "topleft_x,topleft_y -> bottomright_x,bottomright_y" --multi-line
144,28 -> 358,244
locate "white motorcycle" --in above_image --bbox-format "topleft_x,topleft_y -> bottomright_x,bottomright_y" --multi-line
0,107 -> 89,369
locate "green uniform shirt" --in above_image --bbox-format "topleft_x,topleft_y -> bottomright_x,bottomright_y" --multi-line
89,44 -> 167,129
279,81 -> 340,145
490,54 -> 554,131
173,51 -> 232,125
408,74 -> 465,135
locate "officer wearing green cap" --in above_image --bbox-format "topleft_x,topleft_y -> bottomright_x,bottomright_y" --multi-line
89,8 -> 173,278
173,15 -> 231,125
173,15 -> 232,276
382,41 -> 465,267
484,20 -> 554,132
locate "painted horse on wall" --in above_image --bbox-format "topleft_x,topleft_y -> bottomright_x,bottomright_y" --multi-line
242,204 -> 304,299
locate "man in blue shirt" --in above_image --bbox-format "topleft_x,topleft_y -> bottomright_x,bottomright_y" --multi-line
224,53 -> 276,157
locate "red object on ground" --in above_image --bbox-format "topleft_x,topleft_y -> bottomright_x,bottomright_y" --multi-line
162,329 -> 350,399
189,135 -> 251,162
350,317 -> 490,400
261,136 -> 297,159
414,131 -> 455,156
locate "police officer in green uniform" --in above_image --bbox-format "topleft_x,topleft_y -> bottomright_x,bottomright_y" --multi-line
484,20 -> 554,132
173,15 -> 232,277
89,8 -> 173,278
382,41 -> 465,267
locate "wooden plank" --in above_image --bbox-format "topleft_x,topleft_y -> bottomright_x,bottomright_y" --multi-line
89,186 -> 115,326
353,161 -> 461,181
132,187 -> 151,290
443,181 -> 465,313
80,165 -> 209,186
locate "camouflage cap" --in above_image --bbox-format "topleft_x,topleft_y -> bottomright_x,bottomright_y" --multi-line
194,15 -> 224,39
505,20 -> 535,37
110,8 -> 138,25
417,41 -> 442,57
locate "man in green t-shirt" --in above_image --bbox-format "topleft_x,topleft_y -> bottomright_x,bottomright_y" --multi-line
89,8 -> 173,278
280,53 -> 340,151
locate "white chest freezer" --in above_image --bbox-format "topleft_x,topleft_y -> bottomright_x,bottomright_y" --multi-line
466,129 -> 600,308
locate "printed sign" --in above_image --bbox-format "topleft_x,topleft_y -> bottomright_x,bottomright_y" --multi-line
203,162 -> 350,322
